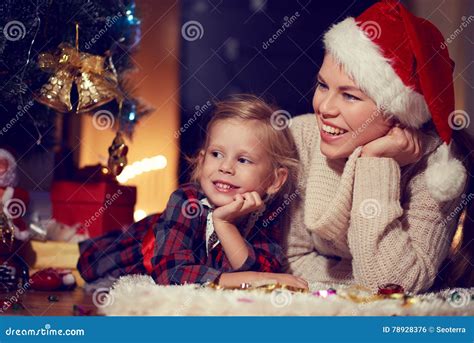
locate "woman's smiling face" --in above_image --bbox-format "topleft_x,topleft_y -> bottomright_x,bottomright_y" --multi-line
313,54 -> 394,159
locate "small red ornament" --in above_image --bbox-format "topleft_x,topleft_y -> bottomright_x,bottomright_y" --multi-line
31,269 -> 62,291
30,268 -> 76,291
377,283 -> 404,295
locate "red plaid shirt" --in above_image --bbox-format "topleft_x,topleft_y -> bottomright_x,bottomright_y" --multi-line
144,183 -> 286,285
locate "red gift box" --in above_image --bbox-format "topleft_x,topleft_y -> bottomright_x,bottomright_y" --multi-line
51,181 -> 136,238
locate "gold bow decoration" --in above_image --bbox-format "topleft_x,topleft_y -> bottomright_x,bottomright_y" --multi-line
35,23 -> 122,114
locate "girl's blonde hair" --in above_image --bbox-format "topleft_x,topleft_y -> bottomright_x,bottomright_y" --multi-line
187,94 -> 299,203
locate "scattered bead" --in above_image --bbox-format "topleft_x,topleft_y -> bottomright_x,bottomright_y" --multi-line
48,295 -> 59,302
312,288 -> 337,298
12,302 -> 24,311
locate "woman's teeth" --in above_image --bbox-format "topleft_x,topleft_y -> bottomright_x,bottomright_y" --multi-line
322,124 -> 348,136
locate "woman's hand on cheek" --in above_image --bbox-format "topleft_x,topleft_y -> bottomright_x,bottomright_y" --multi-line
212,192 -> 264,224
361,126 -> 423,166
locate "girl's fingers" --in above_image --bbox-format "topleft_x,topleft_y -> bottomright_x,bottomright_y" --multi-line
234,194 -> 244,203
240,192 -> 256,213
250,191 -> 263,208
295,279 -> 309,290
231,194 -> 245,210
280,275 -> 309,290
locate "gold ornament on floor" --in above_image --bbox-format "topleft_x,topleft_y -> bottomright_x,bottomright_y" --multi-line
108,132 -> 128,177
205,280 -> 308,293
36,23 -> 120,113
0,209 -> 14,249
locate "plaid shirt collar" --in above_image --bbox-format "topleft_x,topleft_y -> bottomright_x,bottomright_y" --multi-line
200,197 -> 214,210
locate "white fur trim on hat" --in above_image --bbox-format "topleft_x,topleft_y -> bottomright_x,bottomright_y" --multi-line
323,17 -> 431,128
425,143 -> 466,202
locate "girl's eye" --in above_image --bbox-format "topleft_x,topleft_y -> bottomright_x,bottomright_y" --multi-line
343,93 -> 361,101
316,81 -> 328,91
211,151 -> 223,158
238,157 -> 252,164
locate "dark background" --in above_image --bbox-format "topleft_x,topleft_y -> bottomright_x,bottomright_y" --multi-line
178,0 -> 379,183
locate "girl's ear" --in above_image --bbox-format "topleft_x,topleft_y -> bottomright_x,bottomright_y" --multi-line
195,150 -> 205,176
266,167 -> 288,195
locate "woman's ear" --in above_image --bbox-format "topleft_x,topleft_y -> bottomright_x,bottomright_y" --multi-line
383,111 -> 396,126
266,167 -> 288,195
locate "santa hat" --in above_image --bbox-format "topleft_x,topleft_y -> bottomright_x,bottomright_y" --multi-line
323,0 -> 467,202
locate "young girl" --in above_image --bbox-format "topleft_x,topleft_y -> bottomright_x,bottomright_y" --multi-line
78,95 -> 308,290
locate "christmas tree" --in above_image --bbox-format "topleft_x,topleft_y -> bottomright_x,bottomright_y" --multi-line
0,0 -> 148,156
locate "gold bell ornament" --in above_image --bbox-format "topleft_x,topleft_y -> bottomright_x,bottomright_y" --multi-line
36,44 -> 79,112
36,23 -> 119,114
75,54 -> 119,114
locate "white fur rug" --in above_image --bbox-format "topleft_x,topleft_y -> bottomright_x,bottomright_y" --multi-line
95,275 -> 474,316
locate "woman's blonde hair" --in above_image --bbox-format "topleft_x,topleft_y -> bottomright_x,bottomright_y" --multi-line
187,94 -> 299,203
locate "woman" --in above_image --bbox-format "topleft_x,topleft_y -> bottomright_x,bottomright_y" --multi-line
285,0 -> 473,293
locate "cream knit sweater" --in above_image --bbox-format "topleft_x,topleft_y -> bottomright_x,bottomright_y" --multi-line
285,114 -> 465,293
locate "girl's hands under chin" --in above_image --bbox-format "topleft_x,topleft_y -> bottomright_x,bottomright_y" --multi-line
212,191 -> 264,224
361,126 -> 423,166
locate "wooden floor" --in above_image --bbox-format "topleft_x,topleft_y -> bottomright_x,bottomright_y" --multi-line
1,287 -> 100,316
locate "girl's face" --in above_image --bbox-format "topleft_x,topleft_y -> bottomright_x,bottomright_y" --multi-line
313,54 -> 394,159
198,119 -> 276,207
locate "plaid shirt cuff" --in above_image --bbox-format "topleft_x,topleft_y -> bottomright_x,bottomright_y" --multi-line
197,268 -> 223,284
232,241 -> 257,272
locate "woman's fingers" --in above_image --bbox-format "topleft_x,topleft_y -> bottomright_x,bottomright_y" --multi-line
392,126 -> 409,150
403,128 -> 423,163
408,128 -> 422,159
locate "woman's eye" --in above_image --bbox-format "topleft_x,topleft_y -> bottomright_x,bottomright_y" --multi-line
343,93 -> 361,101
238,157 -> 252,164
316,81 -> 328,91
211,151 -> 223,158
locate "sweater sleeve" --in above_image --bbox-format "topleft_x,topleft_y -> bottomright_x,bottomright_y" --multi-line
286,190 -> 353,283
285,114 -> 353,283
348,157 -> 463,293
